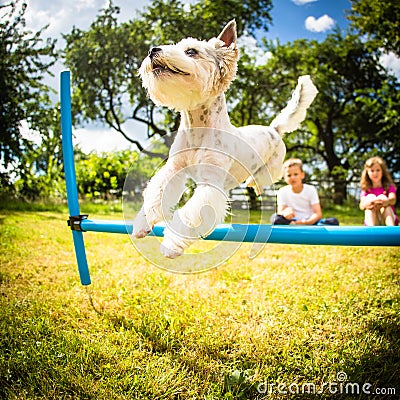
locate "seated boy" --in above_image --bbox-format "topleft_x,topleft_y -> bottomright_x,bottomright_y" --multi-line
271,158 -> 339,226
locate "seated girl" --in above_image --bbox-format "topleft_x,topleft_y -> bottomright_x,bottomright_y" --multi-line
359,156 -> 398,226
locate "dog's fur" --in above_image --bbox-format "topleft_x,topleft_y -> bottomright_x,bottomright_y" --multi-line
132,20 -> 318,258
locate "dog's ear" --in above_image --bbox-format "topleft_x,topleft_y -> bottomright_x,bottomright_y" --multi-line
217,20 -> 237,48
208,19 -> 238,95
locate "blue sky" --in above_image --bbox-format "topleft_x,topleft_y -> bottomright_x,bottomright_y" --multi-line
23,0 -> 353,45
268,0 -> 351,42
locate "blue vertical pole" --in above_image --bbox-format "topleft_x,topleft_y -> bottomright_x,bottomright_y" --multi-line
60,70 -> 91,285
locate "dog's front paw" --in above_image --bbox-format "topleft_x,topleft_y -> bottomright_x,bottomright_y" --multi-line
160,233 -> 184,258
160,243 -> 183,259
132,213 -> 152,239
132,227 -> 151,239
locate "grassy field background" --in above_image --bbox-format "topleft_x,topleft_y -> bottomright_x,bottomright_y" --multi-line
0,201 -> 399,399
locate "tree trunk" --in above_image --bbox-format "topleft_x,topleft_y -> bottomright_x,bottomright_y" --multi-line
316,116 -> 347,205
332,179 -> 347,205
247,187 -> 260,210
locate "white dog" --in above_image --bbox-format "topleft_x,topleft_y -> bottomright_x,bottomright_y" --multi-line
132,20 -> 318,258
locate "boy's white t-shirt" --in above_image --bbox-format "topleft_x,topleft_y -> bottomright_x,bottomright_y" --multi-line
277,184 -> 320,220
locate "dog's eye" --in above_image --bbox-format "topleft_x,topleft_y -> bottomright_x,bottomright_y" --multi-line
185,48 -> 198,57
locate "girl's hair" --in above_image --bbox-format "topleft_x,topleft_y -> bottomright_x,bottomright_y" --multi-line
360,156 -> 394,192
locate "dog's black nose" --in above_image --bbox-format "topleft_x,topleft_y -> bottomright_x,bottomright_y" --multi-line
149,47 -> 162,59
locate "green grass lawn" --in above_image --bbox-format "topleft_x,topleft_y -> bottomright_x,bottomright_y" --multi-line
0,203 -> 399,399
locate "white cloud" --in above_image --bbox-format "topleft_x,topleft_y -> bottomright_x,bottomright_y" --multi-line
292,0 -> 318,5
73,119 -> 148,153
237,33 -> 272,67
380,52 -> 400,80
305,14 -> 335,33
74,128 -> 133,153
75,0 -> 101,12
23,0 -> 148,40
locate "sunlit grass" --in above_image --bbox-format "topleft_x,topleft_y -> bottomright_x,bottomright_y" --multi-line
0,206 -> 399,399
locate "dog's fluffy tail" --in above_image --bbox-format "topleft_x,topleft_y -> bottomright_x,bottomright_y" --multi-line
271,75 -> 318,136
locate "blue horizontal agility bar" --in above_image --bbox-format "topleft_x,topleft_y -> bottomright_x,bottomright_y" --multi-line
80,219 -> 400,247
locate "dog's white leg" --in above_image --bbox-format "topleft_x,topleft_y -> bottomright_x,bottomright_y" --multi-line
161,181 -> 228,258
132,162 -> 186,238
132,207 -> 151,238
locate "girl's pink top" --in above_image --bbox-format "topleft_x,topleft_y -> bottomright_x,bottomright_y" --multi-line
360,184 -> 398,225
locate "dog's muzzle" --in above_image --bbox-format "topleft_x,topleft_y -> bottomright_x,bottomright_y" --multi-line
148,47 -> 190,76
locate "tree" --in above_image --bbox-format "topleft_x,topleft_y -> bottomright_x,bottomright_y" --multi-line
75,149 -> 164,199
62,0 -> 273,157
252,32 -> 400,202
348,0 -> 400,57
0,0 -> 57,189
